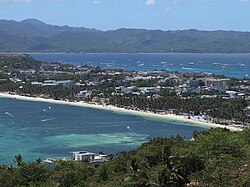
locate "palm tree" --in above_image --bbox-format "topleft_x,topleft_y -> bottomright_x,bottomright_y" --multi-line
14,154 -> 23,166
157,162 -> 185,187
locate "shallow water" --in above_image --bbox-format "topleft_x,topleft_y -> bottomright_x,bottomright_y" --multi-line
0,97 -> 206,164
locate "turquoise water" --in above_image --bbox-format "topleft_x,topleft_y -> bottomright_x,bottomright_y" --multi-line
0,97 -> 207,165
31,53 -> 250,78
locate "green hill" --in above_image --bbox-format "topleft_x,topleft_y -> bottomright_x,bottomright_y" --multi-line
1,19 -> 250,53
1,128 -> 250,186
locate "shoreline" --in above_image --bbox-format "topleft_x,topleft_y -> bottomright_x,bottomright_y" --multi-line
0,92 -> 242,132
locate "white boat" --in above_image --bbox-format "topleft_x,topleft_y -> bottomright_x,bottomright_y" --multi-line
213,63 -> 220,66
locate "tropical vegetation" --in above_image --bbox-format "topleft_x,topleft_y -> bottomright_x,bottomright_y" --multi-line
1,128 -> 250,186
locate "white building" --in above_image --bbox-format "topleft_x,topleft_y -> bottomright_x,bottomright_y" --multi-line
71,151 -> 108,163
204,78 -> 229,90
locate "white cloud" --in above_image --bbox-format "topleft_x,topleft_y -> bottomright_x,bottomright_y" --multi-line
145,0 -> 156,6
239,0 -> 250,2
92,0 -> 102,4
164,6 -> 172,12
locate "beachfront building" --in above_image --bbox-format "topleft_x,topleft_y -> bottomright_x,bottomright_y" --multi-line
41,80 -> 75,89
71,151 -> 108,163
44,151 -> 108,166
56,80 -> 75,89
75,90 -> 92,99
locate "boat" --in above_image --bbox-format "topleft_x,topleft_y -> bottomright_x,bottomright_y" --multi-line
213,63 -> 220,66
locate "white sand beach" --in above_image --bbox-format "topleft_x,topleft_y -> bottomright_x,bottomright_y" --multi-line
0,92 -> 242,131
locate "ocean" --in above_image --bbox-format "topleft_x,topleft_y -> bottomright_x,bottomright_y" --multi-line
0,97 -> 206,165
1,53 -> 247,164
31,53 -> 250,78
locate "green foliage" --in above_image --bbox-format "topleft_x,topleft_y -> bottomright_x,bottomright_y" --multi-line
18,162 -> 49,186
1,128 -> 250,186
52,161 -> 94,187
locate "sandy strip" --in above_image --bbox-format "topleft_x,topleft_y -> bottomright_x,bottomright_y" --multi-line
0,92 -> 242,131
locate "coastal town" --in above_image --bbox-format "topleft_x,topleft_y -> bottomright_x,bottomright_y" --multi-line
2,2 -> 250,185
0,54 -> 249,129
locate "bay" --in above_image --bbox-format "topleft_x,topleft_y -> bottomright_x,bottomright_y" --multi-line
0,97 -> 206,164
31,53 -> 250,78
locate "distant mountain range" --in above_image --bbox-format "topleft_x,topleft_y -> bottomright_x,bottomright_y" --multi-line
1,18 -> 250,53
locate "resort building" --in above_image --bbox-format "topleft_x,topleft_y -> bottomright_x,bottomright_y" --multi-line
41,80 -> 75,89
71,151 -> 108,163
44,151 -> 108,166
204,78 -> 229,90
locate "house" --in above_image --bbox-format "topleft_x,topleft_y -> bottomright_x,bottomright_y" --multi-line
100,98 -> 110,104
75,90 -> 92,98
18,69 -> 36,75
44,151 -> 108,166
140,87 -> 161,93
71,151 -> 108,163
117,86 -> 135,93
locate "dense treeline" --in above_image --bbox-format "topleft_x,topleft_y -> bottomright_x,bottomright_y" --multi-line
1,128 -> 250,186
110,94 -> 250,123
0,55 -> 41,72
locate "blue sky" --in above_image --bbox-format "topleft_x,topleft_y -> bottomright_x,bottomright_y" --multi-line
0,0 -> 250,31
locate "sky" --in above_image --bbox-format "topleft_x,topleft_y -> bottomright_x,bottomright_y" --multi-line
0,0 -> 250,31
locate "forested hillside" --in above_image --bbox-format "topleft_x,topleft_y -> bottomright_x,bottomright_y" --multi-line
1,128 -> 250,186
1,19 -> 250,53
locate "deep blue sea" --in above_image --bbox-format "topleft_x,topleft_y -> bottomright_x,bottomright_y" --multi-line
31,53 -> 250,78
0,97 -> 206,165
